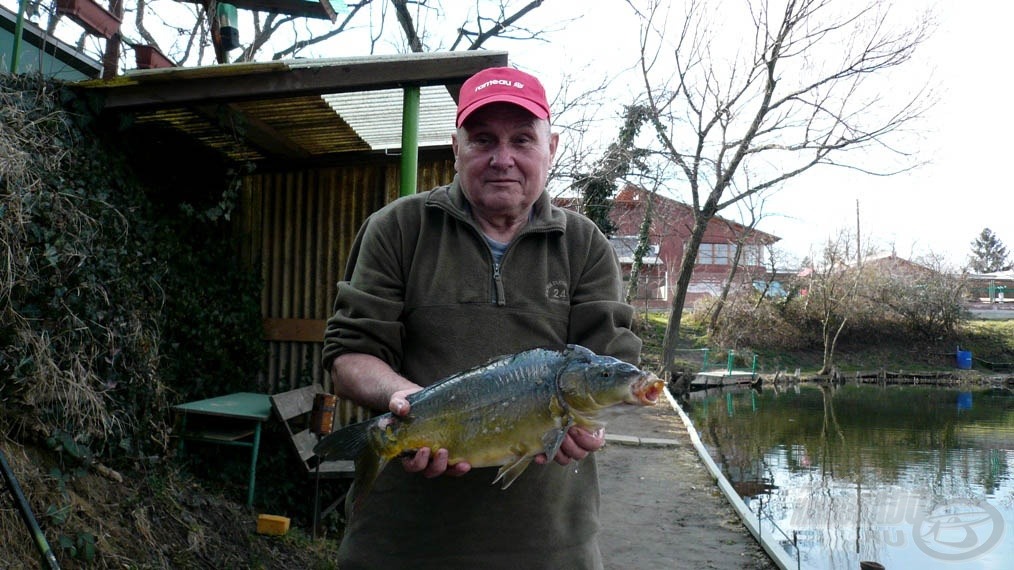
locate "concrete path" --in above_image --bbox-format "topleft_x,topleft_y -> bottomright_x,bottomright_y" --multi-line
596,399 -> 777,569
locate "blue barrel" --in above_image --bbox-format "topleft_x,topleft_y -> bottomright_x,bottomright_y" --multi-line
956,350 -> 973,370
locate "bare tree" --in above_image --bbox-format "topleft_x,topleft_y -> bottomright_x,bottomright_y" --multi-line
26,1 -> 552,69
803,231 -> 865,375
860,254 -> 967,340
752,243 -> 796,310
626,0 -> 933,378
707,192 -> 768,332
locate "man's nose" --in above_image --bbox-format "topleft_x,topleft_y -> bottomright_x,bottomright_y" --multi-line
489,143 -> 515,167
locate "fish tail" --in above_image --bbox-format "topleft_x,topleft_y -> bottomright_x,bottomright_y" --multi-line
313,418 -> 372,460
349,451 -> 388,515
313,418 -> 393,515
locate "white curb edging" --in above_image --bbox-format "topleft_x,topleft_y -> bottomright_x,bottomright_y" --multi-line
665,388 -> 797,570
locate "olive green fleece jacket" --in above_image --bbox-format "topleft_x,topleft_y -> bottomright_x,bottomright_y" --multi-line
322,177 -> 642,570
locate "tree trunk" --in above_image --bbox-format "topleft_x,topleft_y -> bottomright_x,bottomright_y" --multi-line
101,0 -> 124,79
661,214 -> 711,389
819,315 -> 848,375
625,194 -> 656,304
708,236 -> 749,332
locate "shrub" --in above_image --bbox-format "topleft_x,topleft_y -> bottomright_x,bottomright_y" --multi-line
708,291 -> 809,351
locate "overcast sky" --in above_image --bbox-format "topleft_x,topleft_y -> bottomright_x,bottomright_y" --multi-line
497,1 -> 1011,270
761,0 -> 1012,269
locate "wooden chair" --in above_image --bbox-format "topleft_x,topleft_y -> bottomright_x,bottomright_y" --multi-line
269,384 -> 355,538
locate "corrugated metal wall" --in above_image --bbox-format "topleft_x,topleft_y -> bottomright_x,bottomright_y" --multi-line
236,157 -> 455,425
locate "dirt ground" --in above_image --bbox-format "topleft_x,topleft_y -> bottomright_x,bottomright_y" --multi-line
597,399 -> 777,570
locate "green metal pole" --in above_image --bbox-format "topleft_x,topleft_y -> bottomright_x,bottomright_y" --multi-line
9,0 -> 28,74
727,350 -> 734,374
0,449 -> 60,569
400,85 -> 420,197
246,422 -> 262,507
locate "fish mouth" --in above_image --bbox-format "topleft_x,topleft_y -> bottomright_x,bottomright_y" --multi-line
632,373 -> 665,405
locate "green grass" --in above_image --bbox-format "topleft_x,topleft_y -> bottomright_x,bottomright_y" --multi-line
637,313 -> 1014,376
959,320 -> 1014,369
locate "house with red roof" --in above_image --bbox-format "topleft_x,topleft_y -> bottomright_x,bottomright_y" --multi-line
556,185 -> 780,308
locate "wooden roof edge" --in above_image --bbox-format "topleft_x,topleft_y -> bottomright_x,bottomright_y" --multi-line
73,51 -> 509,111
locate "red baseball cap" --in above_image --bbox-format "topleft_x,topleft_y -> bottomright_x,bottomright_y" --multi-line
456,67 -> 551,127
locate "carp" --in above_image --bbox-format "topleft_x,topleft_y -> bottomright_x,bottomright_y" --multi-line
313,344 -> 664,511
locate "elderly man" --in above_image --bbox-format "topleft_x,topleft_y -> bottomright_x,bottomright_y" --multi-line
322,66 -> 641,569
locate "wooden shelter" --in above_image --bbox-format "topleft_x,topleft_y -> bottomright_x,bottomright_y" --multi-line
75,51 -> 507,423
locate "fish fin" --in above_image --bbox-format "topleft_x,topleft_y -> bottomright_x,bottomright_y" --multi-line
541,427 -> 569,463
493,455 -> 534,489
313,418 -> 371,460
348,451 -> 389,516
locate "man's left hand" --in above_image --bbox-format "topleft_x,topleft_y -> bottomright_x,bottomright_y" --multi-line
534,426 -> 605,466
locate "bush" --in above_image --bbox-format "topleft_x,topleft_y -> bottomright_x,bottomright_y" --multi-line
707,256 -> 967,361
707,291 -> 810,351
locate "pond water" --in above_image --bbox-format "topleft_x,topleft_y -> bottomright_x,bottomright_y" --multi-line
681,383 -> 1014,570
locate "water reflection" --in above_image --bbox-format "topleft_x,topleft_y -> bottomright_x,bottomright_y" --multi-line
682,384 -> 1014,569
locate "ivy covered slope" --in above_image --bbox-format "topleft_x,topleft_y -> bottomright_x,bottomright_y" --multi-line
0,73 -> 284,567
0,74 -> 265,465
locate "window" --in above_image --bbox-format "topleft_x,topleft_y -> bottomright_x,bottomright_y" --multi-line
743,245 -> 763,266
697,243 -> 731,265
696,243 -> 765,266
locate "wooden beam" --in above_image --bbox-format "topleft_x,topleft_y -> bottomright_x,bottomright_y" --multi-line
318,0 -> 338,23
133,45 -> 176,69
193,103 -> 312,159
84,51 -> 509,111
262,318 -> 326,343
175,0 -> 335,20
56,0 -> 121,39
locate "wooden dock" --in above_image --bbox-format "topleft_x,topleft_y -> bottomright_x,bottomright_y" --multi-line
690,369 -> 758,389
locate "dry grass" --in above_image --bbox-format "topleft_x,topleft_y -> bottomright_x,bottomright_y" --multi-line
1,75 -> 166,448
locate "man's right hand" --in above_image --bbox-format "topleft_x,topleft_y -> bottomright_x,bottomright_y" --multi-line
388,390 -> 472,478
388,388 -> 418,416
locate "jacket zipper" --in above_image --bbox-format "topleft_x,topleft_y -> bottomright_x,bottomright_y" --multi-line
433,196 -> 557,307
491,261 -> 505,306
488,226 -> 554,306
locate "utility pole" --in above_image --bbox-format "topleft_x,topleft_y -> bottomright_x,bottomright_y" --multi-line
856,199 -> 862,266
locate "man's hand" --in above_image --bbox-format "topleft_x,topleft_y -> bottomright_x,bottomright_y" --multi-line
388,390 -> 472,478
534,426 -> 606,466
401,447 -> 472,478
387,388 -> 418,416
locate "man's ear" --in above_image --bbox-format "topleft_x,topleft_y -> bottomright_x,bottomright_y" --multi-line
548,131 -> 560,161
451,131 -> 460,171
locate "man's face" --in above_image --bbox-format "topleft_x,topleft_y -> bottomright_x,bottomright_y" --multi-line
452,103 -> 559,222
